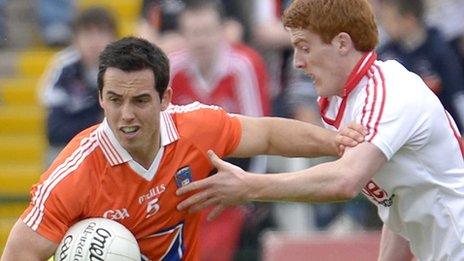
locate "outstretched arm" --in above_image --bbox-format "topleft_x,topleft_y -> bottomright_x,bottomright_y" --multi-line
230,115 -> 366,158
177,142 -> 386,220
1,219 -> 57,261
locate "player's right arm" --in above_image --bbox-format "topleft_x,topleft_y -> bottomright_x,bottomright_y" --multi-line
377,225 -> 414,261
1,219 -> 57,261
230,115 -> 366,158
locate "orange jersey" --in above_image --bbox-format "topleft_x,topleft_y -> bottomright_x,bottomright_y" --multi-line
21,102 -> 242,260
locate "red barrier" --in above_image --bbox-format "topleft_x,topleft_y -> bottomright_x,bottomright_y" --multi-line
261,231 -> 381,261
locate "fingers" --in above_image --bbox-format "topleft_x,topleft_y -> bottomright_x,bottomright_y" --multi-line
338,144 -> 345,157
207,205 -> 227,222
189,197 -> 220,213
176,178 -> 210,196
207,150 -> 223,169
177,190 -> 211,211
348,122 -> 368,136
344,128 -> 365,143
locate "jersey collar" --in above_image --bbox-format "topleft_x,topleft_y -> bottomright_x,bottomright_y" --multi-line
97,111 -> 180,166
319,51 -> 377,128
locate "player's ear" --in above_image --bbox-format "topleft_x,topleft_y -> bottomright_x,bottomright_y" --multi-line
333,32 -> 353,55
99,91 -> 104,108
160,87 -> 172,110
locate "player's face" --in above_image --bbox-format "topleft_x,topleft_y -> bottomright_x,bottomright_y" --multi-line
99,68 -> 172,160
289,28 -> 346,97
179,8 -> 223,67
75,27 -> 115,69
378,3 -> 405,41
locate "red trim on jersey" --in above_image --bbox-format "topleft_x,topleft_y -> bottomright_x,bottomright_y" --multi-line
102,131 -> 124,164
98,131 -> 118,165
163,113 -> 175,142
360,76 -> 372,127
319,52 -> 377,128
367,65 -> 387,141
366,70 -> 378,135
445,112 -> 464,158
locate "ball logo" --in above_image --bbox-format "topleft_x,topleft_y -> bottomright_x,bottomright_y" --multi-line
58,235 -> 73,261
89,228 -> 112,261
55,218 -> 141,261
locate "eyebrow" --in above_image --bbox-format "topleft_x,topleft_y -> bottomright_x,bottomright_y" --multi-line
133,93 -> 152,99
105,91 -> 152,99
106,91 -> 122,97
292,38 -> 306,46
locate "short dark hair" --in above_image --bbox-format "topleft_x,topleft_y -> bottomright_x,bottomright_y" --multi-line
72,6 -> 117,35
97,37 -> 170,98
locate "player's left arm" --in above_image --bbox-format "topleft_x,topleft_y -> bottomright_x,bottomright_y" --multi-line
229,115 -> 365,158
177,142 -> 386,214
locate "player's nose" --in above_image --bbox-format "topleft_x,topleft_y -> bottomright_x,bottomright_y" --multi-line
293,54 -> 306,69
121,103 -> 135,121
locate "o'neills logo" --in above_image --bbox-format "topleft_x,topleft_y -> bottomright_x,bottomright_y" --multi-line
89,228 -> 112,261
58,235 -> 73,261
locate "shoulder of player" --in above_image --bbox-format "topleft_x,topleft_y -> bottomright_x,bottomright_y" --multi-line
166,102 -> 232,135
46,125 -> 105,181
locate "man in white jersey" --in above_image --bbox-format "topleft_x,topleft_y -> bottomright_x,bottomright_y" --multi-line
177,0 -> 464,260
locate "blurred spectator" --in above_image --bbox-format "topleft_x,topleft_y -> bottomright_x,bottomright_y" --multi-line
171,0 -> 269,117
252,0 -> 295,118
169,1 -> 270,260
378,0 -> 464,131
39,7 -> 117,166
136,0 -> 186,54
425,0 -> 464,89
251,0 -> 321,122
36,0 -> 75,47
425,0 -> 464,46
0,0 -> 6,47
136,0 -> 250,54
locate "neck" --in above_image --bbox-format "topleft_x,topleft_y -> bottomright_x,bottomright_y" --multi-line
131,135 -> 160,169
336,51 -> 366,97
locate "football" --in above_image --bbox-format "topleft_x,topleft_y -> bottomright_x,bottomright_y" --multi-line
54,218 -> 141,261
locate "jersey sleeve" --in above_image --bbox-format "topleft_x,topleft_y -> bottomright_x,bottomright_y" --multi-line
176,103 -> 242,158
353,66 -> 431,160
20,152 -> 94,243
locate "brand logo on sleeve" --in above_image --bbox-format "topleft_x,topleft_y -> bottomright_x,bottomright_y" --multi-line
362,180 -> 395,207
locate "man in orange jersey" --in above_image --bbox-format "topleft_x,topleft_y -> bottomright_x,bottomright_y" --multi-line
1,37 -> 364,261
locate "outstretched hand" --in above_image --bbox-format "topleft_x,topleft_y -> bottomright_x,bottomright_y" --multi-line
176,150 -> 251,221
336,122 -> 367,156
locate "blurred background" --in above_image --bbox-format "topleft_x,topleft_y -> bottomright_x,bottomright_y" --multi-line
0,0 -> 463,260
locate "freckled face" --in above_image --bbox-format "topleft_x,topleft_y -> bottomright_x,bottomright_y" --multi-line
289,28 -> 345,97
99,68 -> 171,157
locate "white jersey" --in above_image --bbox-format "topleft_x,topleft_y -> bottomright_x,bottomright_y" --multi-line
321,52 -> 464,260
